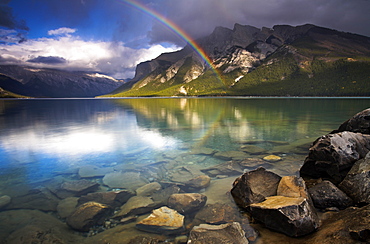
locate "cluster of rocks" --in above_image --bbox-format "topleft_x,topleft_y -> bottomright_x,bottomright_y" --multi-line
1,108 -> 369,243
231,108 -> 370,242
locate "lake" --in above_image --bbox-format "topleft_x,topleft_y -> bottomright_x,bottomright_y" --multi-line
0,97 -> 369,243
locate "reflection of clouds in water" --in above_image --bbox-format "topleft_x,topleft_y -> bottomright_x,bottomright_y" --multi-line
0,116 -> 179,161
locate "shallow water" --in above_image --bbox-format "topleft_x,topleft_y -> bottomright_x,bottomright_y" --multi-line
0,97 -> 369,242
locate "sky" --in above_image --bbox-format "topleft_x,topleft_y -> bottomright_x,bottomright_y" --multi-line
1,0 -> 370,79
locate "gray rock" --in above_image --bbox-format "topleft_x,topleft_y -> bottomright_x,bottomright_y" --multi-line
309,180 -> 353,209
300,132 -> 370,183
189,147 -> 217,155
6,188 -> 59,211
167,193 -> 207,214
339,158 -> 370,204
136,206 -> 184,235
240,145 -> 267,155
201,161 -> 244,177
151,185 -> 181,205
213,151 -> 248,161
102,171 -> 149,191
78,190 -> 134,208
250,196 -> 319,237
187,222 -> 249,244
184,175 -> 211,190
231,167 -> 281,208
66,202 -> 112,232
334,108 -> 370,134
57,197 -> 79,219
194,203 -> 242,225
57,179 -> 99,198
78,165 -> 113,178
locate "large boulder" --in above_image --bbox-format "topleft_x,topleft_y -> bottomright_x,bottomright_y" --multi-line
249,196 -> 319,237
231,167 -> 281,208
339,157 -> 370,204
167,193 -> 207,215
300,132 -> 370,183
187,222 -> 249,244
66,202 -> 112,232
102,171 -> 149,191
334,108 -> 370,134
136,206 -> 184,235
308,180 -> 353,209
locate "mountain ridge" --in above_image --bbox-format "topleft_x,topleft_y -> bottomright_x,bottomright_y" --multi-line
107,23 -> 370,97
0,65 -> 125,98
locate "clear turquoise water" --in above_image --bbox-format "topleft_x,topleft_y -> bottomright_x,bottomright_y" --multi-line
0,97 -> 369,241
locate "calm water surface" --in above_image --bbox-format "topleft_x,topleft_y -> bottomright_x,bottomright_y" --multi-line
0,97 -> 369,242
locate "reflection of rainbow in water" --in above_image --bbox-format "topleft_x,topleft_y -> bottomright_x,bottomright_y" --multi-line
120,0 -> 223,82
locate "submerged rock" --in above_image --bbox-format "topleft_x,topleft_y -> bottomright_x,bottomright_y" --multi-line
249,196 -> 319,237
0,209 -> 83,244
194,203 -> 242,225
78,190 -> 134,208
0,195 -> 11,209
113,196 -> 158,218
57,179 -> 99,198
300,132 -> 370,183
6,188 -> 59,211
136,206 -> 184,235
213,151 -> 248,161
231,167 -> 281,208
339,157 -> 370,204
57,197 -> 79,219
184,175 -> 211,190
187,222 -> 249,244
102,171 -> 149,191
136,182 -> 162,197
263,155 -> 282,162
167,193 -> 207,214
201,161 -> 244,177
240,144 -> 267,155
66,202 -> 112,232
309,180 -> 353,209
78,165 -> 113,178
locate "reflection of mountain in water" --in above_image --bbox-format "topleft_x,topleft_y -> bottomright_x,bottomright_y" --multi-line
113,98 -> 367,147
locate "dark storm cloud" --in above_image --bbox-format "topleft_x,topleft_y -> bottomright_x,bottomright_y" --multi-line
27,56 -> 67,64
0,0 -> 29,30
148,0 -> 370,45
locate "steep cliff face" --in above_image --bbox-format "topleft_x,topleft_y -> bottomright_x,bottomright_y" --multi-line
0,65 -> 124,97
109,23 -> 370,97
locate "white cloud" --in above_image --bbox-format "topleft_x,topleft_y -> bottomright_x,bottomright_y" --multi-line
48,27 -> 77,36
0,31 -> 181,79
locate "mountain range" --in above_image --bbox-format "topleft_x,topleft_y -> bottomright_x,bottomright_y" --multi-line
1,23 -> 370,98
107,23 -> 370,97
0,65 -> 124,98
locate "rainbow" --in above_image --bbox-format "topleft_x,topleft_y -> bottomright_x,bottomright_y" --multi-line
120,0 -> 222,82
